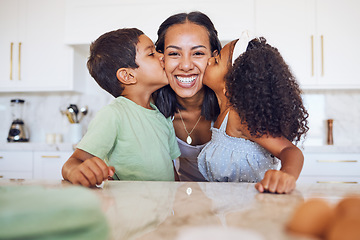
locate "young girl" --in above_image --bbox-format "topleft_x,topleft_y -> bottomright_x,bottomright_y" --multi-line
198,32 -> 309,194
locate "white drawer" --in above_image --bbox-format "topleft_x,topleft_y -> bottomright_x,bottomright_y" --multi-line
0,151 -> 33,171
302,153 -> 360,176
33,151 -> 72,180
0,171 -> 33,179
297,175 -> 360,184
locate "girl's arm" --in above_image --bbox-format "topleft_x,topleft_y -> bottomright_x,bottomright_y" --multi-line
252,135 -> 304,194
227,110 -> 303,193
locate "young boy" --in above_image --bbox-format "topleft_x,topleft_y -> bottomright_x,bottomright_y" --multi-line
62,28 -> 181,187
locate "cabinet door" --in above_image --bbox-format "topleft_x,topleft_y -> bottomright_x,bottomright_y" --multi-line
0,151 -> 33,179
33,151 -> 72,180
255,0 -> 316,88
65,0 -> 254,44
0,0 -> 24,87
300,152 -> 360,181
315,0 -> 360,88
0,0 -> 74,92
20,0 -> 73,91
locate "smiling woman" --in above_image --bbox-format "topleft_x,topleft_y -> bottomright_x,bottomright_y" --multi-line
153,11 -> 221,181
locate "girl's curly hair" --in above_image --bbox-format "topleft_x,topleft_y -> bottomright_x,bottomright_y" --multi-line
226,37 -> 309,143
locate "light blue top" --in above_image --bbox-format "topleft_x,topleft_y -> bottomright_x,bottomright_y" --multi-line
198,112 -> 280,182
77,96 -> 180,181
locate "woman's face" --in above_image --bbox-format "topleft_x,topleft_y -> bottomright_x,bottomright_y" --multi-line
203,40 -> 238,92
163,22 -> 213,99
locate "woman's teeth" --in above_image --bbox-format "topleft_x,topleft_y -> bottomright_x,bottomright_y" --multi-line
176,76 -> 197,83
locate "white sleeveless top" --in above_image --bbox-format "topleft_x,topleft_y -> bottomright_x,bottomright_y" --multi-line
176,137 -> 207,181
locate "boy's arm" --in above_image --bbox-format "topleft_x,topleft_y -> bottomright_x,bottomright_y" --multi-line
173,162 -> 180,181
62,149 -> 115,187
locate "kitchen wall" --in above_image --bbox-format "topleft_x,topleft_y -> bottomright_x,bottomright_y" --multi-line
0,73 -> 113,144
301,90 -> 360,146
1,80 -> 360,146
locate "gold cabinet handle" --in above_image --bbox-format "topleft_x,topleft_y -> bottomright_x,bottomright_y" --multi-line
18,42 -> 22,80
10,42 -> 14,80
320,35 -> 324,76
317,160 -> 358,163
311,35 -> 314,76
41,155 -> 61,158
317,181 -> 358,184
0,156 -> 3,159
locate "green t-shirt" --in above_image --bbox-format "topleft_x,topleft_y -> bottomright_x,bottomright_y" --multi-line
77,97 -> 180,181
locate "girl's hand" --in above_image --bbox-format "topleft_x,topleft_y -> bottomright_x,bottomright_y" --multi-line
255,169 -> 296,194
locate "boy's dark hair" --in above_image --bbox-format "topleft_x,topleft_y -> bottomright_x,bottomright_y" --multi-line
152,11 -> 221,121
226,37 -> 309,143
87,28 -> 144,97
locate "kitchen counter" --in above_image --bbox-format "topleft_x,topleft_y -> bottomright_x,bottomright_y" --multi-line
1,179 -> 359,240
0,142 -> 75,151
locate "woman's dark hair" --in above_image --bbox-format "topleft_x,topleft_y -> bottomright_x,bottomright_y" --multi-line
152,11 -> 221,120
226,37 -> 309,143
87,28 -> 143,97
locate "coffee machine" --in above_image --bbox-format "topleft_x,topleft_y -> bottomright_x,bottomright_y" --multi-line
7,99 -> 29,142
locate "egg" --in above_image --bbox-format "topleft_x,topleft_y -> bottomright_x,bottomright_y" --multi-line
325,195 -> 360,240
333,195 -> 360,220
286,198 -> 334,238
326,218 -> 360,240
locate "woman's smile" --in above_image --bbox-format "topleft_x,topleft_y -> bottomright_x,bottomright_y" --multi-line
175,74 -> 198,87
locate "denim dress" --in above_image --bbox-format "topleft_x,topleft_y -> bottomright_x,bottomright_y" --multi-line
198,112 -> 280,182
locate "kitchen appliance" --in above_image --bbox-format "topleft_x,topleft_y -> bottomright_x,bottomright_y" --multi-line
7,99 -> 29,142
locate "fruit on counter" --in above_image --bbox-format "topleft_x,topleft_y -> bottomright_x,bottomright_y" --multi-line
326,196 -> 360,240
333,196 -> 360,220
286,198 -> 334,238
287,195 -> 360,240
326,217 -> 360,240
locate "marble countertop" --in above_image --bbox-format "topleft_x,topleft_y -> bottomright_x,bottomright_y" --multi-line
0,142 -> 75,152
1,179 -> 359,240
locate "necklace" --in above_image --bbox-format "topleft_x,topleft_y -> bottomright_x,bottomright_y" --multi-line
178,110 -> 202,145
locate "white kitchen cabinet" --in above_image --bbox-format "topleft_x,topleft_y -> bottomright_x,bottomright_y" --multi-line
255,0 -> 360,89
33,151 -> 72,180
64,0 -> 254,44
0,150 -> 72,180
0,0 -> 76,92
0,151 -> 33,179
298,152 -> 360,184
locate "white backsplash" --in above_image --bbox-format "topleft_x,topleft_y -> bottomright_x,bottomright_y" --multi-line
1,85 -> 360,146
0,75 -> 113,144
302,90 -> 360,146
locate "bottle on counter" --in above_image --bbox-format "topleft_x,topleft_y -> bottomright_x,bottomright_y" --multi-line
327,119 -> 334,145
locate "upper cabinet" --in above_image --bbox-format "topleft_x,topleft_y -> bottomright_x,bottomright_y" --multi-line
0,0 -> 78,92
1,0 -> 359,91
255,0 -> 360,89
64,0 -> 255,44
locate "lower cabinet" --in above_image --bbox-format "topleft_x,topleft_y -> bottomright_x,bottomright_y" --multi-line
0,150 -> 72,180
298,152 -> 360,184
0,151 -> 33,179
33,151 -> 72,180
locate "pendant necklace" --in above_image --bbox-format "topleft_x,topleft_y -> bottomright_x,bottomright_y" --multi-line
178,110 -> 202,145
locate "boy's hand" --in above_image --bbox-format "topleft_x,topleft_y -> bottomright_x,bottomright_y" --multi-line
68,157 -> 115,187
255,170 -> 296,194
